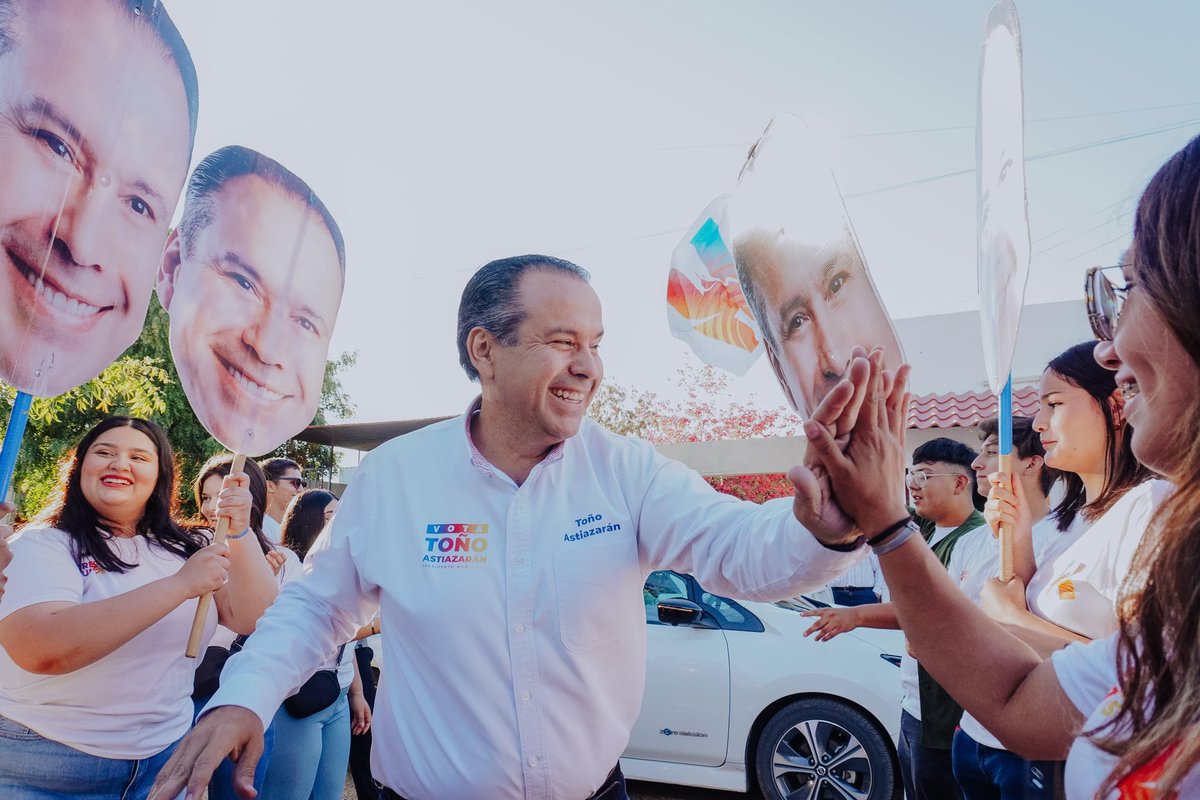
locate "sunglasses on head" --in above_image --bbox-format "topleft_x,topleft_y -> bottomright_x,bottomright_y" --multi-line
1085,264 -> 1130,341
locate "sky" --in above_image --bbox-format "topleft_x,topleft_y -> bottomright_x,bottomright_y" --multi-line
166,0 -> 1200,424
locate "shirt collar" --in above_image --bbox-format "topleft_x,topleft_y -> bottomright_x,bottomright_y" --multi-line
462,395 -> 567,478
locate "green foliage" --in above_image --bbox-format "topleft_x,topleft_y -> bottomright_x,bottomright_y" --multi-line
1,295 -> 356,517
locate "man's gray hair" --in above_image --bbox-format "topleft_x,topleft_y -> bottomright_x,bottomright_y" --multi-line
457,254 -> 591,382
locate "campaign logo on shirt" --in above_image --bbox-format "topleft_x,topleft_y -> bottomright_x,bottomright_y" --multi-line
78,557 -> 103,576
563,512 -> 623,543
1058,578 -> 1077,600
422,523 -> 489,569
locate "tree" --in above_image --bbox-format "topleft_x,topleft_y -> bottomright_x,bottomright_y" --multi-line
2,295 -> 357,517
588,359 -> 801,504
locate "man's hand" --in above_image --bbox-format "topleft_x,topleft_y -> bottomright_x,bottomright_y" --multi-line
800,606 -> 862,642
789,350 -> 873,545
149,705 -> 264,800
801,352 -> 912,538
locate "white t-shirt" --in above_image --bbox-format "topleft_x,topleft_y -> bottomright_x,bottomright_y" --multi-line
1054,635 -> 1199,799
957,515 -> 1061,749
1027,481 -> 1166,641
0,528 -> 217,759
899,524 -> 968,719
262,514 -> 283,545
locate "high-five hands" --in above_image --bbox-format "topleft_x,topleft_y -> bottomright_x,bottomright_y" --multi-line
793,348 -> 912,541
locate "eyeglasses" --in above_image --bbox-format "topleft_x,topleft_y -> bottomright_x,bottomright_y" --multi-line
905,470 -> 961,489
1085,264 -> 1130,341
279,477 -> 307,490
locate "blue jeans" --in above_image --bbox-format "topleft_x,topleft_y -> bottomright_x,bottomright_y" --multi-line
832,586 -> 879,606
0,714 -> 179,800
262,686 -> 351,800
898,710 -> 963,800
952,728 -> 1061,800
192,693 -> 275,799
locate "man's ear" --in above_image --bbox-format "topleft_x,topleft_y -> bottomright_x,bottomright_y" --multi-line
467,327 -> 498,382
765,345 -> 803,416
1023,454 -> 1044,475
156,229 -> 184,312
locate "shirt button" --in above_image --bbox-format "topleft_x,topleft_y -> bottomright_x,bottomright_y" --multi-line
528,756 -> 538,768
513,556 -> 524,566
515,625 -> 525,634
521,692 -> 531,703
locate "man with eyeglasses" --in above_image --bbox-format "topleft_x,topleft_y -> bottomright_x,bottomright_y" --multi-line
801,437 -> 984,800
261,457 -> 306,544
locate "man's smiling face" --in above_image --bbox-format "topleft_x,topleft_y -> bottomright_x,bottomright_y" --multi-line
0,0 -> 191,395
161,174 -> 343,454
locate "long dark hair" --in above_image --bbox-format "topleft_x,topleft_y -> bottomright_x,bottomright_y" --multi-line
1045,341 -> 1153,532
281,489 -> 336,560
193,454 -> 272,556
27,417 -> 204,573
1095,134 -> 1200,796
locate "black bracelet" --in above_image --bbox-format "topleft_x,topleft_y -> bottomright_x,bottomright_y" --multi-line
820,533 -> 865,552
867,516 -> 914,547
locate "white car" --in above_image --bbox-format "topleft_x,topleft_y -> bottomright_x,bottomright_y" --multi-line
622,570 -> 905,800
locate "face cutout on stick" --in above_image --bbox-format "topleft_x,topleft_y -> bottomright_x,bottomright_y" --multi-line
727,114 -> 904,419
157,146 -> 345,456
0,0 -> 195,397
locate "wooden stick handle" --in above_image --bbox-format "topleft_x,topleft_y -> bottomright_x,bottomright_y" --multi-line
186,453 -> 247,658
997,452 -> 1015,583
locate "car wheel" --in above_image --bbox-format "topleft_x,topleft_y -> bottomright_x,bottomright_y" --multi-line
754,697 -> 898,800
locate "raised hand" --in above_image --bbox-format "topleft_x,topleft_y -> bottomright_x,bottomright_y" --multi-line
801,352 -> 912,538
214,472 -> 252,535
174,543 -> 231,598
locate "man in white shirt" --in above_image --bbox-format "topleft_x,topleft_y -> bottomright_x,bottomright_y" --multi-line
151,254 -> 869,800
260,457 -> 305,544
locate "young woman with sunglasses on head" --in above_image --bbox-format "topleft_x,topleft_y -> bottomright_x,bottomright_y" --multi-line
0,417 -> 277,800
801,134 -> 1200,798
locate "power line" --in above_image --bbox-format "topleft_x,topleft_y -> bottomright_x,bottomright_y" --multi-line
1032,213 -> 1132,256
1031,194 -> 1136,244
1051,232 -> 1131,268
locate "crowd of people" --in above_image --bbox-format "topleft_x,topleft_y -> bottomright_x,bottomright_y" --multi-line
0,133 -> 1198,800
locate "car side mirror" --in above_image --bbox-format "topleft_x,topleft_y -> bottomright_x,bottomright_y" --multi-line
657,598 -> 715,628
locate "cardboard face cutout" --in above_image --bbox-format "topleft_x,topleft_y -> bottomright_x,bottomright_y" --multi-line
675,114 -> 903,420
157,146 -> 345,456
0,0 -> 194,397
977,0 -> 1030,394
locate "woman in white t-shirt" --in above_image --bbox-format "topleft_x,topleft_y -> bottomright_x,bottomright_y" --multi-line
261,488 -> 371,800
0,416 -> 278,800
800,133 -> 1200,800
953,346 -> 1158,800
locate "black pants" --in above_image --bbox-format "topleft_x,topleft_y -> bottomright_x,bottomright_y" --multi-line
380,763 -> 627,800
349,645 -> 380,800
898,710 -> 964,800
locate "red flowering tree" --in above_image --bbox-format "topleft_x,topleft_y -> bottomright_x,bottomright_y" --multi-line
588,361 -> 800,503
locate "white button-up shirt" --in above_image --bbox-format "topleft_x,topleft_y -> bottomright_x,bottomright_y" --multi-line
210,401 -> 863,799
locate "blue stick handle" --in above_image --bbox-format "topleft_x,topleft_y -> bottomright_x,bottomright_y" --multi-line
0,391 -> 33,502
998,376 -> 1013,458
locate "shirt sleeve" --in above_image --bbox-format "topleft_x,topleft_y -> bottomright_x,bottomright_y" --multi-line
206,466 -> 382,729
632,453 -> 865,602
0,529 -> 82,620
1051,634 -> 1119,716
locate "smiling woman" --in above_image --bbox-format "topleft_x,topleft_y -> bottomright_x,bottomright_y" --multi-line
0,416 -> 278,800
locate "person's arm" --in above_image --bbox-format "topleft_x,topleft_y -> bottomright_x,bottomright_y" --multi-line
210,473 -> 279,635
150,458 -> 384,800
800,602 -> 900,641
0,540 -> 229,675
348,655 -> 372,735
352,616 -> 380,641
634,358 -> 876,602
979,577 -> 1090,656
800,356 -> 1084,758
